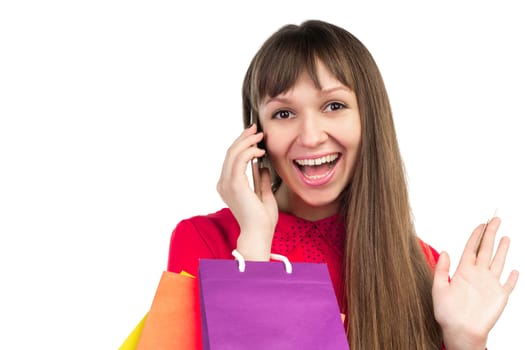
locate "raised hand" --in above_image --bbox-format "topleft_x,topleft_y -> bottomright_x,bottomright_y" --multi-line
216,124 -> 278,260
432,216 -> 519,350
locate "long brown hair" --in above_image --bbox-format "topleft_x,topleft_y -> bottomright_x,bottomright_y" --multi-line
242,20 -> 442,349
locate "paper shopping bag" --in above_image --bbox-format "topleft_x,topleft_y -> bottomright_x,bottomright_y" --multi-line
136,271 -> 202,350
119,313 -> 147,350
198,253 -> 349,350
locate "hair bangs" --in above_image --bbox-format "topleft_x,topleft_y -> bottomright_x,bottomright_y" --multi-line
249,24 -> 356,115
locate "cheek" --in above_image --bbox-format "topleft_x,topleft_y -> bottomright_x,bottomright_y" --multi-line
261,126 -> 288,156
264,136 -> 292,174
264,137 -> 286,160
347,130 -> 361,150
339,119 -> 362,150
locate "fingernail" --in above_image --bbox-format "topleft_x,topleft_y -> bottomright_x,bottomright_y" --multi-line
493,208 -> 501,219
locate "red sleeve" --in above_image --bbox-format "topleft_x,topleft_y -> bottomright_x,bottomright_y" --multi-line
418,239 -> 441,271
167,209 -> 240,276
418,240 -> 457,350
167,219 -> 215,276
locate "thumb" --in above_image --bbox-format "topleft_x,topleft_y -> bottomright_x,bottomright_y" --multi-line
433,251 -> 451,293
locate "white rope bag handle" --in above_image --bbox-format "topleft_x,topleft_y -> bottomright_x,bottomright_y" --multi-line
232,249 -> 292,274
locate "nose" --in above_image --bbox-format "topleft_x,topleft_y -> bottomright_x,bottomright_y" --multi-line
297,113 -> 328,148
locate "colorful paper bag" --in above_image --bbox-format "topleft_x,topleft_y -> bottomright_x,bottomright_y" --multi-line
136,270 -> 202,350
198,252 -> 349,350
119,313 -> 148,350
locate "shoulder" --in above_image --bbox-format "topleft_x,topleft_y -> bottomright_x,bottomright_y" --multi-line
190,207 -> 238,228
167,208 -> 239,275
174,207 -> 237,233
417,238 -> 441,270
171,207 -> 239,247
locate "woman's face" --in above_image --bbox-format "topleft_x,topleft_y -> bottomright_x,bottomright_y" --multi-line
258,61 -> 362,219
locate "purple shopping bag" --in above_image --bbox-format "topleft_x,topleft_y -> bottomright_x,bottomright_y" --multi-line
198,251 -> 349,350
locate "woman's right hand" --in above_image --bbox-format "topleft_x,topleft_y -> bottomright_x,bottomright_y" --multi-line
216,124 -> 278,261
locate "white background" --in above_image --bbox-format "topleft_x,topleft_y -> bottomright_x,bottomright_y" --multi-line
1,1 -> 523,349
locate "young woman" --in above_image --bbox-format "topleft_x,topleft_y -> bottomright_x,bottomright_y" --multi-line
167,20 -> 518,349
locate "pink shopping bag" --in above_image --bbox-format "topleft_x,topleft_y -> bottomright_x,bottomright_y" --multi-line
198,251 -> 349,350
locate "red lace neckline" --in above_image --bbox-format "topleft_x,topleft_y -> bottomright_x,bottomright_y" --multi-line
272,211 -> 345,262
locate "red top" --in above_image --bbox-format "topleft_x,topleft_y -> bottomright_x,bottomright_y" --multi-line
167,207 -> 440,311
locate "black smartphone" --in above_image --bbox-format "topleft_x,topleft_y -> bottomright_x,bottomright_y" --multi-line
250,112 -> 270,194
250,112 -> 270,169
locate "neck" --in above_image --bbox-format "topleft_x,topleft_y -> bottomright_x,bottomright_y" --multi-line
274,184 -> 340,221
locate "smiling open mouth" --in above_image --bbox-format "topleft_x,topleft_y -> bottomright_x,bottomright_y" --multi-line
293,153 -> 340,180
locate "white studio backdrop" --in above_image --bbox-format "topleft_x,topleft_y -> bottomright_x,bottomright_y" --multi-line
0,1 -> 523,349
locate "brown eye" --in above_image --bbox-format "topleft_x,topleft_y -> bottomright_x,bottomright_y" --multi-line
325,102 -> 346,112
272,110 -> 293,119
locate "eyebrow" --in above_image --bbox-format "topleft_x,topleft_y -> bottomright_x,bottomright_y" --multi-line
263,85 -> 351,106
321,85 -> 352,94
263,96 -> 289,106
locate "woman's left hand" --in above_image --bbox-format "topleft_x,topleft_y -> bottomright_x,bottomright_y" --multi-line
432,216 -> 519,350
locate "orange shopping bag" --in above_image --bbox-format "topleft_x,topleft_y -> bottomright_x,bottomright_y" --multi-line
136,271 -> 202,350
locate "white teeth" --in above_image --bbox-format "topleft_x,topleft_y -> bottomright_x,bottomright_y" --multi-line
295,154 -> 339,166
304,174 -> 326,180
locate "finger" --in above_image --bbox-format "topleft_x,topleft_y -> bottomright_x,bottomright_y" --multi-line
224,134 -> 265,180
227,131 -> 264,164
229,123 -> 257,149
489,236 -> 511,276
237,124 -> 262,147
502,270 -> 519,295
224,124 -> 261,160
218,130 -> 264,197
432,251 -> 451,294
476,217 -> 500,267
458,223 -> 485,266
